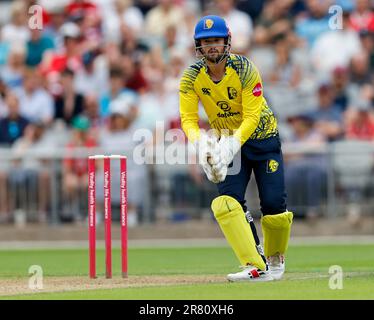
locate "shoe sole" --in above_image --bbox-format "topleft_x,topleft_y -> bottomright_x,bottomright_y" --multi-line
227,275 -> 274,282
269,268 -> 285,281
270,273 -> 284,281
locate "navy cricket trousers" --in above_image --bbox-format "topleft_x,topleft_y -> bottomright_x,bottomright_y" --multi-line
217,135 -> 287,216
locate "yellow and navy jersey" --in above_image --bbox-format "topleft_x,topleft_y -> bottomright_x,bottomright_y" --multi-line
179,54 -> 278,145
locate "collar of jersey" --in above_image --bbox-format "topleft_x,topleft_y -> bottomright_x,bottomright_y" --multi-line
203,55 -> 232,84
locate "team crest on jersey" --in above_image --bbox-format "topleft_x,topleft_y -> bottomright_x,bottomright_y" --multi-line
227,87 -> 237,99
267,159 -> 279,173
202,88 -> 211,95
217,101 -> 231,112
204,19 -> 214,29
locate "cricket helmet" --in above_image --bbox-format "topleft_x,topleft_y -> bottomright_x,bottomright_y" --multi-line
194,15 -> 231,62
194,15 -> 230,40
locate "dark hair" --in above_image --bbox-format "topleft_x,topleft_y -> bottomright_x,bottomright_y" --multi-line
272,32 -> 287,45
109,67 -> 124,79
61,68 -> 75,77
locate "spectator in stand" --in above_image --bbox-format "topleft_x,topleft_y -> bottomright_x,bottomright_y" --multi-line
54,68 -> 84,126
345,101 -> 374,141
214,0 -> 253,53
1,1 -> 30,49
15,69 -> 54,126
284,113 -> 328,220
306,83 -> 344,141
253,0 -> 297,46
236,0 -> 266,22
349,0 -> 374,32
62,115 -> 96,222
99,66 -> 138,118
120,53 -> 149,94
65,0 -> 99,19
0,26 -> 10,67
349,52 -> 373,86
97,97 -> 145,226
10,122 -> 54,223
26,29 -> 55,67
156,24 -> 184,64
267,33 -> 302,88
82,93 -> 103,132
136,0 -> 157,16
43,3 -> 67,50
0,92 -> 29,146
118,22 -> 149,57
0,45 -> 25,90
162,49 -> 187,128
40,22 -> 82,77
295,0 -> 331,47
136,68 -> 168,131
346,52 -> 373,118
72,6 -> 102,53
136,48 -> 188,156
331,66 -> 350,112
144,0 -> 185,42
115,0 -> 144,37
358,30 -> 374,72
0,78 -> 7,117
310,10 -> 362,76
74,50 -> 109,97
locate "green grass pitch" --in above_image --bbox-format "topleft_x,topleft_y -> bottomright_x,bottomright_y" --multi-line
0,244 -> 373,299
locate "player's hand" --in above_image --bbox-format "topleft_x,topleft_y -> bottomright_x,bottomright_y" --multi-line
201,157 -> 221,183
205,140 -> 227,183
218,135 -> 241,166
194,132 -> 222,183
206,135 -> 241,183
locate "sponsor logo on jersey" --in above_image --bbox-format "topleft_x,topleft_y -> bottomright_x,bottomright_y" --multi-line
217,101 -> 231,112
202,88 -> 211,95
217,111 -> 241,118
216,101 -> 240,117
252,83 -> 262,97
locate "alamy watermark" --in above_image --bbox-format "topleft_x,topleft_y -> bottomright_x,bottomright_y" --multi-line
328,265 -> 343,290
329,5 -> 344,30
131,123 -> 242,175
28,5 -> 43,30
28,265 -> 43,290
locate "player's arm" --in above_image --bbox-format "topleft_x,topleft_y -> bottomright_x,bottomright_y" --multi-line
179,72 -> 223,183
233,61 -> 263,145
179,79 -> 200,144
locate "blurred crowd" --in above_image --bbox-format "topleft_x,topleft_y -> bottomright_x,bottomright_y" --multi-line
0,0 -> 373,224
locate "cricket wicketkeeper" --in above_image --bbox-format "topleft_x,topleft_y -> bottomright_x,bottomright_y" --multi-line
179,15 -> 293,282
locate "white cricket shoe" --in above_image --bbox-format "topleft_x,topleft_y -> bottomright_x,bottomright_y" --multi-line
267,254 -> 285,280
227,265 -> 274,282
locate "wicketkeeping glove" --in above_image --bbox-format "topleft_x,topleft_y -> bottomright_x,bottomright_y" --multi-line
193,132 -> 225,184
218,135 -> 241,166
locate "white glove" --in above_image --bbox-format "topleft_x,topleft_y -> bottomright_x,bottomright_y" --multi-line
205,138 -> 227,183
206,140 -> 227,183
201,135 -> 240,183
193,132 -> 223,183
218,135 -> 241,167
